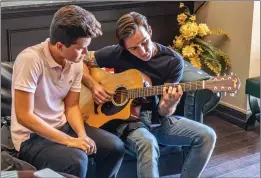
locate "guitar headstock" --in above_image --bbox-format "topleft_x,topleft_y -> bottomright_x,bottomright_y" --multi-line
206,74 -> 241,95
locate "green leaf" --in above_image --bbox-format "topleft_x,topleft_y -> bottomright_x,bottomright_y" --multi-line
201,53 -> 217,62
214,49 -> 231,67
201,46 -> 217,60
194,38 -> 214,50
184,7 -> 191,15
203,58 -> 222,75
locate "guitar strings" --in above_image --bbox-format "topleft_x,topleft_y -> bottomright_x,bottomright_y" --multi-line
113,79 -> 235,93
113,84 -> 234,95
109,78 -> 237,99
112,87 -> 235,99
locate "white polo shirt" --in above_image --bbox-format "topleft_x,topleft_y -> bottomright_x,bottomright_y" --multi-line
11,38 -> 83,151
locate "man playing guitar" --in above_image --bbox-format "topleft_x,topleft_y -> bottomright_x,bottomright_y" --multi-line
82,12 -> 217,178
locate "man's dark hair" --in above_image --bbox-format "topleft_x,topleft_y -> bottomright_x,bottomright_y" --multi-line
116,12 -> 149,48
50,5 -> 102,47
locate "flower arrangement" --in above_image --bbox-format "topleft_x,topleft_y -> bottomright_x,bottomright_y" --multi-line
170,2 -> 231,76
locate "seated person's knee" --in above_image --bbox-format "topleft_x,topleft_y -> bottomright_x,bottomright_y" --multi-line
196,126 -> 217,146
67,150 -> 88,177
139,137 -> 159,154
108,136 -> 126,156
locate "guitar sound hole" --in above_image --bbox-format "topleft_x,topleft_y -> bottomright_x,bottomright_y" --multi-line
113,87 -> 128,105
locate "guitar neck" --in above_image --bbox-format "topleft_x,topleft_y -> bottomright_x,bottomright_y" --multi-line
127,81 -> 205,99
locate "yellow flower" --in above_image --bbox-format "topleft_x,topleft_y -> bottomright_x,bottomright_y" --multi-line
177,13 -> 187,25
190,43 -> 203,55
182,45 -> 196,58
210,29 -> 231,39
174,4 -> 231,75
174,35 -> 184,48
190,15 -> 196,22
198,23 -> 210,37
189,56 -> 202,69
180,22 -> 198,40
204,61 -> 220,75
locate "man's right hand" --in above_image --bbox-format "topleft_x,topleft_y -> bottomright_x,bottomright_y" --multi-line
92,83 -> 114,105
66,136 -> 97,154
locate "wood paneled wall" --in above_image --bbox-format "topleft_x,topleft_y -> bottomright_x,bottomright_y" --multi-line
1,1 -> 194,62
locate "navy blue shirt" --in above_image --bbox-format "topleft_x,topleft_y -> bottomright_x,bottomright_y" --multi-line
94,43 -> 184,86
93,43 -> 185,131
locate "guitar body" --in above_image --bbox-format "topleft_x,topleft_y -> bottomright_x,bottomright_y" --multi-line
79,68 -> 240,128
79,68 -> 151,128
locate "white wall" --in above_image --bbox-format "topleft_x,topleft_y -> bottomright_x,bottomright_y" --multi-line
249,1 -> 260,78
195,1 -> 259,114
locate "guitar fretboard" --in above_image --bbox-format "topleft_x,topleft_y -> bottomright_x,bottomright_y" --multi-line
127,81 -> 205,99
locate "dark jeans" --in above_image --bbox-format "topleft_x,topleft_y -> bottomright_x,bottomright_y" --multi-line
18,123 -> 125,178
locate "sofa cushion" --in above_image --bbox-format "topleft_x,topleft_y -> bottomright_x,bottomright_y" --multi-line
1,151 -> 36,171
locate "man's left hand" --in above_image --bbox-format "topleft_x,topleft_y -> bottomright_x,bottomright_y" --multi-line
162,85 -> 183,108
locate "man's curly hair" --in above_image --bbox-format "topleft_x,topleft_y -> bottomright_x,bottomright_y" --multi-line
50,5 -> 102,47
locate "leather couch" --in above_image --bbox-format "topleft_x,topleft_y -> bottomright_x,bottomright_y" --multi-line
1,60 -> 220,177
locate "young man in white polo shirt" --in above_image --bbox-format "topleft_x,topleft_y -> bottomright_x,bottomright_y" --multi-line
11,5 -> 125,178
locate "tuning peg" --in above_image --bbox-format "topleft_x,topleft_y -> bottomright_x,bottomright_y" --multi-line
230,72 -> 234,75
224,73 -> 227,76
230,93 -> 235,96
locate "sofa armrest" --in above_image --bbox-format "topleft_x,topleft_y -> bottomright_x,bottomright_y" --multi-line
1,62 -> 13,117
175,61 -> 220,123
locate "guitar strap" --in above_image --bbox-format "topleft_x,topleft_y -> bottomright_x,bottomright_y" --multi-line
120,122 -> 148,140
120,95 -> 162,140
150,95 -> 162,128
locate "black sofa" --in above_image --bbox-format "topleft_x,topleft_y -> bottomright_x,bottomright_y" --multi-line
1,60 -> 220,177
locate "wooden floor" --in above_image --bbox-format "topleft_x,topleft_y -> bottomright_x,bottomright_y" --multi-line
163,113 -> 260,178
201,113 -> 260,178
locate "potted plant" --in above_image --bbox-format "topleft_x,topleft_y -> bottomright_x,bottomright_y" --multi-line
170,2 -> 231,76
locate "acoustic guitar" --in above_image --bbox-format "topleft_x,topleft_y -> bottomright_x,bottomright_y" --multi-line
79,68 -> 240,128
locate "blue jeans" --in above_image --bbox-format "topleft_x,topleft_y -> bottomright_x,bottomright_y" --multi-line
19,123 -> 125,178
120,112 -> 216,178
